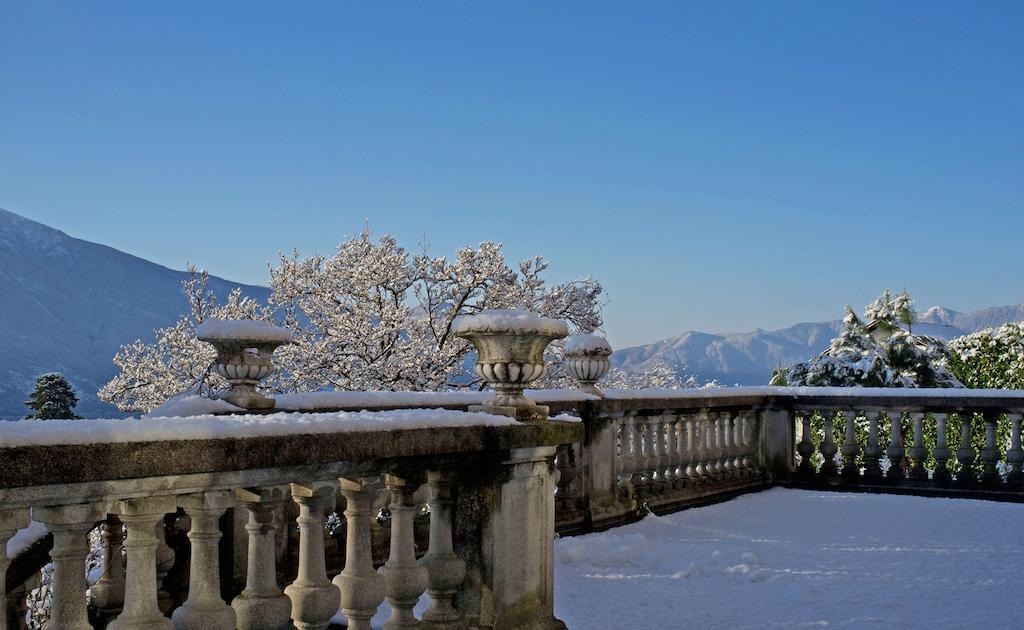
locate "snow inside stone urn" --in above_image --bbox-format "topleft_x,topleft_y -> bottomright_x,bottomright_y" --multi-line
453,309 -> 568,421
563,334 -> 612,397
196,318 -> 292,410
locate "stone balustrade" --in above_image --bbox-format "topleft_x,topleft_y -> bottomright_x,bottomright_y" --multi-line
785,389 -> 1024,492
5,386 -> 1024,629
0,413 -> 579,630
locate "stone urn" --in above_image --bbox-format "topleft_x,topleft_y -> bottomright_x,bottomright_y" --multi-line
453,309 -> 568,421
196,318 -> 292,410
563,334 -> 612,397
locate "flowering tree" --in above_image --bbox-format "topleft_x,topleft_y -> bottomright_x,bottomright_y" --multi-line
99,266 -> 272,412
771,290 -> 962,388
100,232 -> 623,412
947,322 -> 1024,389
269,230 -> 605,393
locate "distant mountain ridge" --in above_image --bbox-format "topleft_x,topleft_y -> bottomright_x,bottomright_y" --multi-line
0,208 -> 270,419
2,207 -> 1022,416
612,302 -> 1024,386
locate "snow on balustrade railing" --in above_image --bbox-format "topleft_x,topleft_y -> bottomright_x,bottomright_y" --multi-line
0,409 -> 520,448
273,388 -> 598,411
0,406 -> 578,630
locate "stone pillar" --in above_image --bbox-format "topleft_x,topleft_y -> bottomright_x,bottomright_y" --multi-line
91,515 -> 127,623
0,510 -> 30,630
454,447 -> 566,630
420,471 -> 466,629
581,413 -> 627,526
109,496 -> 176,630
33,503 -> 104,630
380,474 -> 428,630
333,478 -> 385,630
231,487 -> 292,630
283,484 -> 338,630
172,491 -> 236,630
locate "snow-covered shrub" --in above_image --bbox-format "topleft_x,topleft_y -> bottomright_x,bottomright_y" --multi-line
947,322 -> 1024,389
771,291 -> 962,388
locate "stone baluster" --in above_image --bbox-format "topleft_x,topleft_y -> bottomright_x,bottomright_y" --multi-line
231,486 -> 292,630
91,515 -> 127,623
695,411 -> 712,479
155,517 -> 176,615
840,411 -> 859,479
666,416 -> 682,485
741,413 -> 755,470
907,413 -> 928,481
819,412 -> 838,478
334,478 -> 386,630
284,483 -> 339,630
732,413 -> 745,474
33,503 -> 104,630
109,496 -> 176,630
628,414 -> 645,487
712,413 -> 726,476
0,510 -> 29,630
885,412 -> 906,482
634,420 -> 651,483
380,474 -> 428,630
554,444 -> 577,512
955,414 -> 977,486
655,415 -> 671,485
616,417 -> 633,488
796,413 -> 814,477
720,413 -> 735,476
1006,414 -> 1024,487
932,413 -> 952,485
980,412 -> 1002,487
172,492 -> 236,630
863,412 -> 883,480
685,415 -> 701,481
419,471 -> 466,629
711,412 -> 725,477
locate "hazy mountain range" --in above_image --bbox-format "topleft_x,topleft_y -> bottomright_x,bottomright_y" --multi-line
0,208 -> 269,419
611,304 -> 1024,386
1,207 -> 1022,417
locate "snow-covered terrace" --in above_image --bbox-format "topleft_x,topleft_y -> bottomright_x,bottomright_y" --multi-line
556,488 -> 1022,628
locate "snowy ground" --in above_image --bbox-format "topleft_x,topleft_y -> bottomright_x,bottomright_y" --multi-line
555,488 -> 1023,629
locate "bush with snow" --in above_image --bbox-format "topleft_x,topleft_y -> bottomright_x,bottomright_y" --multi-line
947,322 -> 1024,390
771,290 -> 962,388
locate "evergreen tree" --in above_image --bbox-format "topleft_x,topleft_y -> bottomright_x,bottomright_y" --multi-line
25,373 -> 81,419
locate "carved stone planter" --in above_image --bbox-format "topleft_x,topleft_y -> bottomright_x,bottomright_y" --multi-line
563,334 -> 612,397
196,319 -> 292,411
453,309 -> 568,421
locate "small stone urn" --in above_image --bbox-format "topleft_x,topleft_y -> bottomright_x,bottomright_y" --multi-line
563,334 -> 612,397
196,318 -> 292,410
453,309 -> 568,421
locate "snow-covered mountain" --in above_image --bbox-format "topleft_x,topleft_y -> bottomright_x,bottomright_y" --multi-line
613,302 -> 1024,386
0,208 -> 270,419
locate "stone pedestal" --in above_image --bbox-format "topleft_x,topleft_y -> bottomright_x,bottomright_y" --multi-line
454,447 -> 566,630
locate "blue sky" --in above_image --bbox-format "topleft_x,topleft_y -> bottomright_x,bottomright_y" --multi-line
2,2 -> 1022,348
